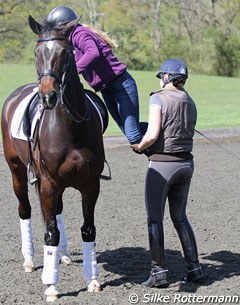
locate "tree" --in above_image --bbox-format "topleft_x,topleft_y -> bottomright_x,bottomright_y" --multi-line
0,0 -> 239,76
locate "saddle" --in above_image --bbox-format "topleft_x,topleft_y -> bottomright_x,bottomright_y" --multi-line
84,89 -> 108,134
22,89 -> 109,138
22,92 -> 39,138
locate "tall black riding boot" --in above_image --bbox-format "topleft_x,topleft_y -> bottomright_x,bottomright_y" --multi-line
174,219 -> 204,283
142,220 -> 168,288
184,262 -> 204,283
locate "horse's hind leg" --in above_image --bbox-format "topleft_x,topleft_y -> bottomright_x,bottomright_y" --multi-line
81,179 -> 102,292
11,159 -> 34,272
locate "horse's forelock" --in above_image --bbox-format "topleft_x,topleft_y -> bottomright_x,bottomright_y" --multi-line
41,19 -> 65,35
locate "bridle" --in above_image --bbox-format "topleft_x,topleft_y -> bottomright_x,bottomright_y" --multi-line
36,36 -> 71,88
28,34 -> 90,184
35,35 -> 90,122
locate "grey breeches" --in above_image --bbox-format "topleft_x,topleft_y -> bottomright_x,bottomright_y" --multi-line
145,160 -> 194,223
145,159 -> 199,266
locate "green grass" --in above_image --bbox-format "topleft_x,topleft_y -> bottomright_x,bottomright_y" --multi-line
1,64 -> 240,139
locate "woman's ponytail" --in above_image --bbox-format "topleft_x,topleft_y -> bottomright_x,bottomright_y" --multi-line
83,24 -> 118,49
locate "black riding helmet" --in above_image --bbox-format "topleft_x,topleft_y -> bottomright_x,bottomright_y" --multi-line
47,6 -> 80,25
156,58 -> 188,86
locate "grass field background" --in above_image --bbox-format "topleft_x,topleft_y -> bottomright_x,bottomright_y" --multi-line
0,63 -> 240,139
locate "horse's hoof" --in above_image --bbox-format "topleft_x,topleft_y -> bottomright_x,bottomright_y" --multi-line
46,295 -> 58,303
23,259 -> 35,273
44,285 -> 58,303
61,255 -> 72,265
24,266 -> 35,273
87,280 -> 102,292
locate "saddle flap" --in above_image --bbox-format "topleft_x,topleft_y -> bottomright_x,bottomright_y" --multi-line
22,93 -> 39,137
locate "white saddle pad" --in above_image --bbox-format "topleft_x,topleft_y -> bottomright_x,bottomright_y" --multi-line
11,88 -> 104,140
11,87 -> 41,141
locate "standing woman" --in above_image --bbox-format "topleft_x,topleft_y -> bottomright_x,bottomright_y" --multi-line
47,6 -> 143,145
131,59 -> 204,287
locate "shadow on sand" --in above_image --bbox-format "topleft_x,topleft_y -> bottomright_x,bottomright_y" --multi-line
95,247 -> 240,293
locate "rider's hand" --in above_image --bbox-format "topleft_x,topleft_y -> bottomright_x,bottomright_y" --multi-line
130,144 -> 143,154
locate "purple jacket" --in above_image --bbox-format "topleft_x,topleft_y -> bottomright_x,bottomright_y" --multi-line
70,25 -> 126,91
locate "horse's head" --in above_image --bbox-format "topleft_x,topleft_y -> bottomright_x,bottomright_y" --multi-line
28,15 -> 78,109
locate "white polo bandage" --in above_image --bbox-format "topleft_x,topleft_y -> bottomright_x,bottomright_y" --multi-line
82,241 -> 99,284
20,218 -> 34,260
56,214 -> 67,254
42,245 -> 59,285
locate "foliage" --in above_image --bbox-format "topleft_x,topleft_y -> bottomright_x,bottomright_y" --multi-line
0,0 -> 240,76
214,33 -> 240,77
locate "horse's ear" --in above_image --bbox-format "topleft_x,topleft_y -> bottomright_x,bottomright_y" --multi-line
62,17 -> 80,35
28,15 -> 42,34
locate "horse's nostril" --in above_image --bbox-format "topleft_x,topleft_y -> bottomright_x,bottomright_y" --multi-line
40,91 -> 57,108
48,91 -> 57,107
49,90 -> 57,101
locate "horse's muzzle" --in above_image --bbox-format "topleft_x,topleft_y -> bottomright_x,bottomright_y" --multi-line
39,90 -> 57,109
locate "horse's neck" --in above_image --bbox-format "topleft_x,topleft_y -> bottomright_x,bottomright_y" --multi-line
65,74 -> 88,115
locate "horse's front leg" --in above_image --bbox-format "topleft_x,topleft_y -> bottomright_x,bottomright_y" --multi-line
11,160 -> 34,272
81,178 -> 102,292
40,184 -> 60,302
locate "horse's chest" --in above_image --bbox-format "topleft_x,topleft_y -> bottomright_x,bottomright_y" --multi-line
58,149 -> 99,176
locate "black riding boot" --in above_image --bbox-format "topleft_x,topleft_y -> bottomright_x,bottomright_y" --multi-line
184,262 -> 204,283
174,219 -> 204,283
142,220 -> 168,288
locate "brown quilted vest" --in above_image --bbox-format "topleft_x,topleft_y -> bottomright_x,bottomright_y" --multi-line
149,88 -> 197,154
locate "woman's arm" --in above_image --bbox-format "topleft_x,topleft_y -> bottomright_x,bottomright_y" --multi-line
131,104 -> 161,153
74,32 -> 100,73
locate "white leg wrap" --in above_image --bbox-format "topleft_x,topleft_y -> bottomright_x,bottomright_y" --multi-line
56,214 -> 67,253
56,214 -> 72,265
42,246 -> 59,285
82,241 -> 99,285
20,218 -> 34,260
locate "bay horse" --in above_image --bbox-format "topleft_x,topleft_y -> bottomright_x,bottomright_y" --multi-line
1,15 -> 107,301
